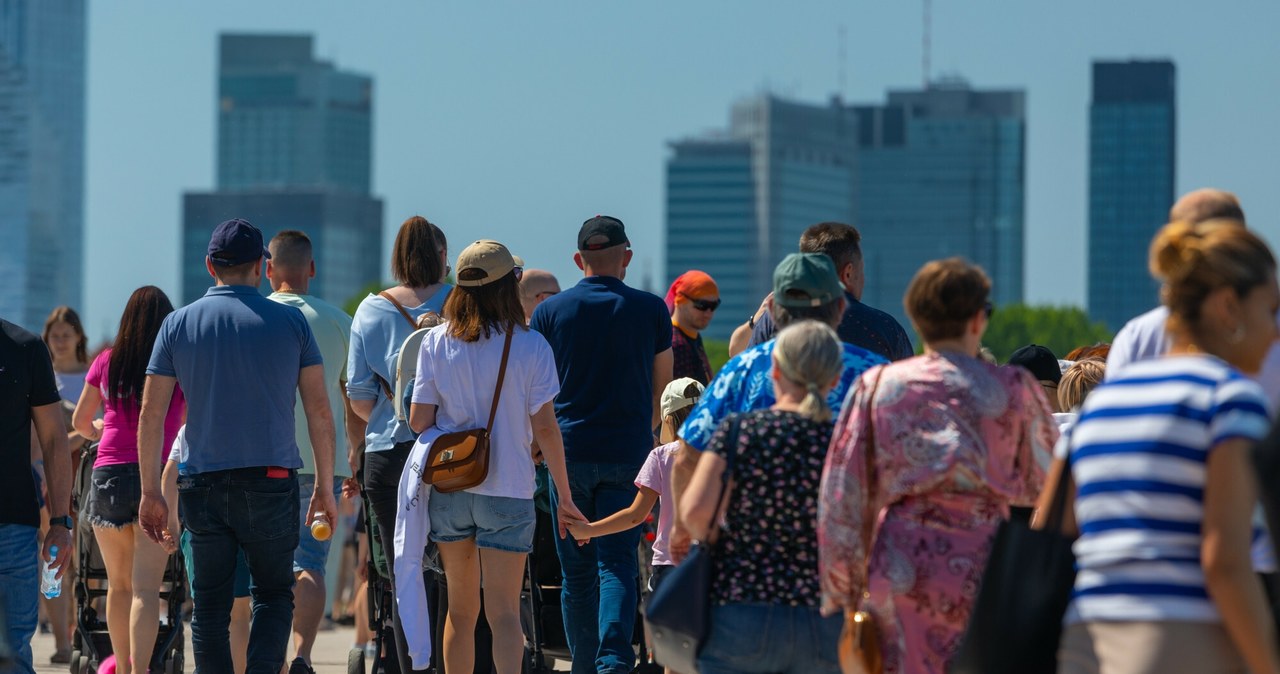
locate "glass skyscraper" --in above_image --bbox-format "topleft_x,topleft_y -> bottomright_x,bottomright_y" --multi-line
666,84 -> 1026,341
666,95 -> 857,341
183,34 -> 383,307
1088,60 -> 1176,332
853,81 -> 1026,329
0,0 -> 85,330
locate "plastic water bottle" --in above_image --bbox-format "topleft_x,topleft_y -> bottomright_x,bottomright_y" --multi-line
310,514 -> 332,542
40,546 -> 61,599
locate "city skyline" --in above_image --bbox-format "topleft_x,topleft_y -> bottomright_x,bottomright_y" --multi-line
70,2 -> 1280,341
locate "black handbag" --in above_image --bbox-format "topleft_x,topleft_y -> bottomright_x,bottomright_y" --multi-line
644,414 -> 741,673
949,460 -> 1077,674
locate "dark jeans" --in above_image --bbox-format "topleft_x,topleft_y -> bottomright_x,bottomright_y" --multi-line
550,462 -> 643,674
179,468 -> 299,674
365,442 -> 434,674
697,603 -> 841,674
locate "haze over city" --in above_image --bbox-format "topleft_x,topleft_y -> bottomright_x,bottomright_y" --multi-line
75,1 -> 1280,340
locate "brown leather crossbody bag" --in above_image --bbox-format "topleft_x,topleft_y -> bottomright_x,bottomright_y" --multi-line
422,325 -> 514,493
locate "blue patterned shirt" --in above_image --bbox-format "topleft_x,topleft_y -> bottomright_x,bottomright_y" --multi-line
678,338 -> 887,451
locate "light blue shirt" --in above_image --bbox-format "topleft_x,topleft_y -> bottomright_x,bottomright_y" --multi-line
346,288 -> 451,452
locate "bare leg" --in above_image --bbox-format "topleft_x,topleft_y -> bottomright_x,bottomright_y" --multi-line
437,539 -> 481,674
479,548 -> 528,674
353,580 -> 370,646
128,523 -> 169,673
291,569 -> 326,664
231,596 -> 251,674
95,525 -> 136,674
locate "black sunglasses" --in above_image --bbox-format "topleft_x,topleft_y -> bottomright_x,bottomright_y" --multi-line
688,297 -> 720,312
983,301 -> 995,318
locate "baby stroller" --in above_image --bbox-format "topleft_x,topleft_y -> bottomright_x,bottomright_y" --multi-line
521,507 -> 660,674
347,473 -> 397,674
68,444 -> 186,674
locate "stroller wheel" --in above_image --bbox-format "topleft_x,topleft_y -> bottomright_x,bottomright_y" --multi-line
76,655 -> 91,674
68,650 -> 80,674
347,647 -> 365,674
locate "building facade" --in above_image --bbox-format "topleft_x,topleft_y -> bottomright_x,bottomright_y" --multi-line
0,0 -> 85,330
1087,60 -> 1176,331
184,33 -> 382,308
666,83 -> 1025,340
853,81 -> 1026,329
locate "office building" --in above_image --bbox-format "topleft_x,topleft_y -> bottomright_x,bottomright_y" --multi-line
853,80 -> 1026,329
0,0 -> 86,329
665,95 -> 858,341
1087,60 -> 1176,331
666,81 -> 1025,339
183,33 -> 382,307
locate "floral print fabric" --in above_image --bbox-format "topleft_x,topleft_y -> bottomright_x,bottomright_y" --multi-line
707,409 -> 832,607
819,352 -> 1057,674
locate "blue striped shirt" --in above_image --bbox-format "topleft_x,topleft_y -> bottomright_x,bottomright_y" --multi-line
1060,355 -> 1271,623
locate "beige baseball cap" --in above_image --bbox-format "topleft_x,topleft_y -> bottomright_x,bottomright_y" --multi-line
660,377 -> 705,419
455,239 -> 517,287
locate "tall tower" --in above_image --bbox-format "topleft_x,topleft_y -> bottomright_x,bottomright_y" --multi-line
853,79 -> 1026,329
183,34 -> 383,307
0,0 -> 86,329
1088,60 -> 1176,331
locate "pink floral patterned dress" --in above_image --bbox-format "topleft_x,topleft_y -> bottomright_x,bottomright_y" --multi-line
819,352 -> 1057,674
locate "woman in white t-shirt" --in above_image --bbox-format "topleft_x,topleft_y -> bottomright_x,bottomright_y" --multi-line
409,239 -> 585,674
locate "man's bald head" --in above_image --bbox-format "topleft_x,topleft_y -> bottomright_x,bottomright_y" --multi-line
1170,188 -> 1245,226
520,269 -> 561,322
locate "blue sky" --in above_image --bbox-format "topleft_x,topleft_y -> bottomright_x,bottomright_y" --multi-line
81,1 -> 1280,340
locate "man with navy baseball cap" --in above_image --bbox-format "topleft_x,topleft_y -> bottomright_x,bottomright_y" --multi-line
137,218 -> 338,674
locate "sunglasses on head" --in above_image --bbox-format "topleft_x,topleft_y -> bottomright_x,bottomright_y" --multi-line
983,301 -> 994,319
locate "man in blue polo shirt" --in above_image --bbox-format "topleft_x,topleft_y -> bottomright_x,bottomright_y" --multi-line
531,215 -> 673,674
137,219 -> 338,674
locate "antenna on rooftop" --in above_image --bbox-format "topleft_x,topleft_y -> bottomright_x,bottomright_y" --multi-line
922,0 -> 932,88
838,24 -> 848,98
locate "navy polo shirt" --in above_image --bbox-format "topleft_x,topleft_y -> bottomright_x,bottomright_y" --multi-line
147,285 -> 323,475
531,276 -> 672,466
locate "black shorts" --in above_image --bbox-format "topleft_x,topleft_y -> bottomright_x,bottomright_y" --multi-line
85,463 -> 142,528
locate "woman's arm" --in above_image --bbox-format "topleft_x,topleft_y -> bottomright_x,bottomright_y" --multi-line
679,451 -> 730,542
531,402 -> 586,536
71,384 -> 102,442
1202,439 -> 1280,674
569,488 -> 659,541
408,402 -> 436,436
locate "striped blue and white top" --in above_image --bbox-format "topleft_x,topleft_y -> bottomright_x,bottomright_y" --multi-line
1059,354 -> 1272,624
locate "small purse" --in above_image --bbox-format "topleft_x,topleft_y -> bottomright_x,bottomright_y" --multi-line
422,326 -> 514,494
644,414 -> 742,673
840,368 -> 885,674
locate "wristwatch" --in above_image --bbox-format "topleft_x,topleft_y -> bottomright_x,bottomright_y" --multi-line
50,515 -> 73,530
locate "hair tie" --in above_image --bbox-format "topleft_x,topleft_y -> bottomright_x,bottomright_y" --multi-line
806,382 -> 820,395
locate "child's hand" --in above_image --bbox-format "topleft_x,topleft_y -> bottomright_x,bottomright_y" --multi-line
566,520 -> 592,545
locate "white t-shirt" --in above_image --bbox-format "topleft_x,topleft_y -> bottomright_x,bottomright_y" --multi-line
410,324 -> 560,500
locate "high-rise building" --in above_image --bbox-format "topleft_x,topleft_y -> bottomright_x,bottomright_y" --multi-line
852,80 -> 1026,329
0,0 -> 86,330
183,34 -> 382,307
1088,60 -> 1176,331
665,95 -> 857,341
666,82 -> 1025,339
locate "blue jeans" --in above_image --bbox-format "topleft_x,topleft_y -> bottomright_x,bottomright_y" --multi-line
550,462 -> 642,674
179,469 -> 299,674
294,474 -> 343,575
697,603 -> 842,674
0,525 -> 38,674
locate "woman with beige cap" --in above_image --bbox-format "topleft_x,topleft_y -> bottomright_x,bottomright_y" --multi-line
404,239 -> 585,674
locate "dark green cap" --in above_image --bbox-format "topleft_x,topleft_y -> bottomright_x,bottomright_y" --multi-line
772,253 -> 843,308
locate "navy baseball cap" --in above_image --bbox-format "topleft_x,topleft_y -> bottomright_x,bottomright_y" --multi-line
578,215 -> 630,251
207,218 -> 270,267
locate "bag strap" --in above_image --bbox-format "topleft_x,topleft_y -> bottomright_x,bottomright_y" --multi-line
1040,445 -> 1074,534
485,325 -> 516,434
860,367 -> 886,585
378,291 -> 419,330
702,413 -> 743,546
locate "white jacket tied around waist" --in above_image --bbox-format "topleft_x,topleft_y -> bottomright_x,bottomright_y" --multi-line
393,427 -> 444,670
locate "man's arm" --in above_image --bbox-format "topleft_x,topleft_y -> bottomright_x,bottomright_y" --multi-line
651,348 -> 673,435
31,402 -> 71,571
299,364 -> 338,527
138,375 -> 178,545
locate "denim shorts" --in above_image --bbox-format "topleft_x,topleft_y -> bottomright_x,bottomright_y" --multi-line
85,463 -> 142,528
294,474 -> 344,575
429,490 -> 535,553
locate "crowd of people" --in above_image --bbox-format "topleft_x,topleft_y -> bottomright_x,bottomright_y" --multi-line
4,186 -> 1280,674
